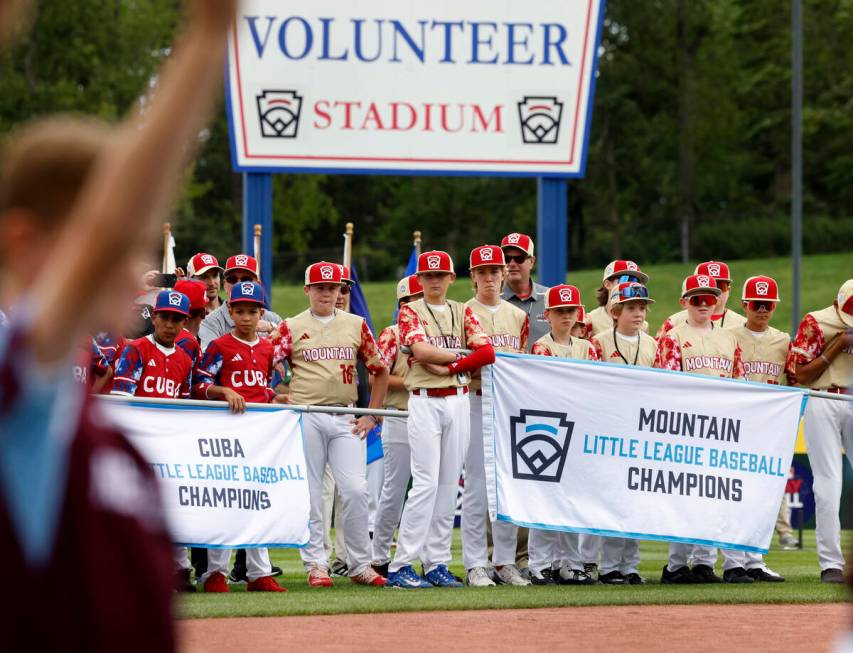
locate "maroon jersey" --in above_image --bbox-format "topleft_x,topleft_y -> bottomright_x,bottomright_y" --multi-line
111,335 -> 193,399
194,332 -> 276,403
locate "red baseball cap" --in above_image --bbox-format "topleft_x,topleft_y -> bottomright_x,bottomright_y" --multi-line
681,274 -> 721,299
338,265 -> 354,286
225,254 -> 259,276
396,274 -> 423,300
742,276 -> 780,302
187,253 -> 222,277
695,261 -> 731,283
173,279 -> 209,312
305,261 -> 344,286
500,233 -> 534,257
576,305 -> 587,324
602,260 -> 649,285
417,250 -> 454,275
470,245 -> 505,269
546,284 -> 582,309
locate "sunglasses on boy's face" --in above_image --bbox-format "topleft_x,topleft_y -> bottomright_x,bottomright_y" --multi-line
614,274 -> 641,284
225,274 -> 255,284
616,285 -> 649,301
688,294 -> 717,307
748,300 -> 776,312
504,254 -> 529,264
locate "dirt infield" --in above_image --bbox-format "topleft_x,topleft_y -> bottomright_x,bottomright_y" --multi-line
180,603 -> 849,652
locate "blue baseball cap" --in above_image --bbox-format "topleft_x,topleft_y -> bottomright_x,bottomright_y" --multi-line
229,281 -> 265,305
154,290 -> 190,316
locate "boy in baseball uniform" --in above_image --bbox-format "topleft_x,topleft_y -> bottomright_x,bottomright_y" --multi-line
655,274 -> 752,584
728,275 -> 791,582
656,261 -> 746,338
370,274 -> 424,578
787,279 -> 853,583
462,246 -> 530,587
590,282 -> 657,584
529,285 -> 599,585
386,251 -> 495,589
586,261 -> 650,338
193,281 -> 287,593
111,290 -> 195,591
273,262 -> 389,588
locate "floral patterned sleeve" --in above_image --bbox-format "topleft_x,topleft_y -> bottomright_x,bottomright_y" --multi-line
531,342 -> 553,357
586,340 -> 601,362
589,337 -> 604,361
789,314 -> 823,365
357,320 -> 388,374
463,305 -> 490,350
655,318 -> 674,341
654,335 -> 682,371
519,316 -> 530,353
732,344 -> 746,380
398,304 -> 427,347
271,320 -> 293,365
377,326 -> 398,368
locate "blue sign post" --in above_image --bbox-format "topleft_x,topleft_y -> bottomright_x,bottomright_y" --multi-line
536,178 -> 569,286
242,172 -> 273,300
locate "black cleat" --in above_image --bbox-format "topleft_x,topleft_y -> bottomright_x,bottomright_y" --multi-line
598,570 -> 628,585
530,568 -> 556,585
661,564 -> 697,584
691,564 -> 722,583
330,559 -> 348,577
228,565 -> 247,583
746,567 -> 785,583
372,562 -> 389,579
821,568 -> 845,583
624,572 -> 647,585
270,565 -> 283,578
175,568 -> 196,592
722,567 -> 754,584
557,566 -> 596,585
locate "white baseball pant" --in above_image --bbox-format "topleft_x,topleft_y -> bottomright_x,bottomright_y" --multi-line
371,416 -> 411,565
600,537 -> 640,576
580,534 -> 602,566
529,530 -> 582,574
803,395 -> 853,571
667,544 -> 744,572
174,547 -> 191,571
462,393 -> 519,569
322,465 -> 335,561
300,412 -> 372,577
389,391 -> 470,574
202,548 -> 272,583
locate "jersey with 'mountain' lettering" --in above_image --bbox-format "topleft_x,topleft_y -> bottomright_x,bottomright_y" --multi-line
275,309 -> 385,406
194,332 -> 276,403
591,329 -> 657,368
398,299 -> 490,390
531,332 -> 599,360
464,298 -> 528,391
654,322 -> 745,379
112,335 -> 192,399
732,325 -> 790,384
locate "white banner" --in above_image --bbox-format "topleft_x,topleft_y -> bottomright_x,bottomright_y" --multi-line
226,0 -> 605,176
482,353 -> 808,553
99,399 -> 310,549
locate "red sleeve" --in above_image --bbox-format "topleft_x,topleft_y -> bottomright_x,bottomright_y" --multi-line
272,321 -> 293,364
531,342 -> 552,357
519,316 -> 530,352
654,335 -> 681,371
377,326 -> 398,367
589,337 -> 604,361
398,304 -> 427,347
463,305 -> 490,349
789,314 -> 824,366
357,320 -> 387,374
655,318 -> 674,341
448,343 -> 495,375
732,344 -> 745,380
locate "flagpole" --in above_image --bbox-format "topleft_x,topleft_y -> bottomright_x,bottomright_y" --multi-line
413,230 -> 422,257
343,222 -> 354,269
161,222 -> 171,274
253,224 -> 262,280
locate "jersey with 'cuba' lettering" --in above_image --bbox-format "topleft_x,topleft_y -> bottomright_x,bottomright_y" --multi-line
731,325 -> 790,385
112,335 -> 192,399
654,322 -> 745,379
194,333 -> 276,403
274,309 -> 385,406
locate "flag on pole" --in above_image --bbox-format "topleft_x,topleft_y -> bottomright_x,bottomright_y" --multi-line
347,262 -> 375,335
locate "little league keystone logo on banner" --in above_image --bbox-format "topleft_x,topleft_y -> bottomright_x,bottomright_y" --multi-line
99,398 -> 310,548
227,0 -> 605,176
481,353 -> 807,553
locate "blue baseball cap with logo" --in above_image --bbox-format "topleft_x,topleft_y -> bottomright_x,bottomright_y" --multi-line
153,290 -> 190,316
229,281 -> 265,305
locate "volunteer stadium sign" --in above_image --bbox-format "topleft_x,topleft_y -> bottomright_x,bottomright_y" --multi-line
226,0 -> 606,177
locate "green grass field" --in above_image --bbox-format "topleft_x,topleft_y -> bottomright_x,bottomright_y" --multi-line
270,252 -> 852,332
179,530 -> 851,619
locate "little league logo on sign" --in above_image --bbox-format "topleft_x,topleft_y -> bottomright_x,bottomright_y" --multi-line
227,0 -> 605,176
257,90 -> 303,138
517,96 -> 564,144
509,409 -> 574,482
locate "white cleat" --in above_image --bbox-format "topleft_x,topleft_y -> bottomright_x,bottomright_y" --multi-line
466,566 -> 496,587
495,564 -> 531,586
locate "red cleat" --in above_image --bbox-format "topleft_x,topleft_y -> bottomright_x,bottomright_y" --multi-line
247,575 -> 287,592
203,572 -> 229,593
307,566 -> 334,587
350,568 -> 387,587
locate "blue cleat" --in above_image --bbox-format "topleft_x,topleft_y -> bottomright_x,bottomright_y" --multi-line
386,565 -> 432,589
424,565 -> 464,588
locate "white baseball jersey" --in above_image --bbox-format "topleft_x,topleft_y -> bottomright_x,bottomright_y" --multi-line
531,333 -> 599,360
591,329 -> 657,368
732,325 -> 791,385
656,307 -> 746,340
587,305 -> 649,338
464,298 -> 528,391
654,322 -> 745,379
